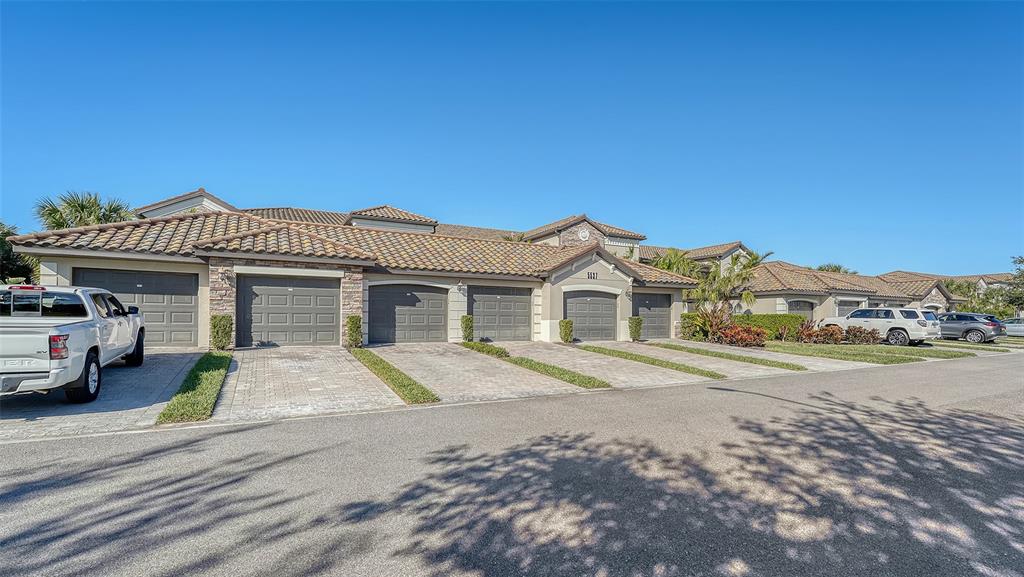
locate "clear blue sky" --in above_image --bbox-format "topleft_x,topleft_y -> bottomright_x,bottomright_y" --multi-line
2,1 -> 1021,275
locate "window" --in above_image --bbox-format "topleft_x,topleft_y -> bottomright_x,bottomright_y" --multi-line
41,293 -> 88,317
849,309 -> 873,319
3,291 -> 88,317
922,311 -> 937,321
105,295 -> 126,316
874,309 -> 894,319
837,300 -> 861,316
900,310 -> 920,319
787,300 -> 815,320
0,291 -> 9,316
91,293 -> 112,318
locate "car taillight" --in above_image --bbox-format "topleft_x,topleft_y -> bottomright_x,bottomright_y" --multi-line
917,320 -> 928,327
985,322 -> 999,327
49,335 -> 69,360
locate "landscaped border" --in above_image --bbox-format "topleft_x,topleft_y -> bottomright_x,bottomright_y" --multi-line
156,351 -> 233,424
459,342 -> 611,389
579,345 -> 726,379
763,342 -> 924,365
647,342 -> 807,371
352,348 -> 440,404
930,341 -> 1012,353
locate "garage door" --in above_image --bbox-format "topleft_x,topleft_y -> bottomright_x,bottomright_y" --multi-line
73,268 -> 199,346
237,276 -> 339,347
564,290 -> 617,341
469,286 -> 532,341
633,293 -> 671,339
369,285 -> 448,343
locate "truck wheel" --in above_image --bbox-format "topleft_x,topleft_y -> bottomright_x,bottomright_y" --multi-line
886,329 -> 910,346
124,331 -> 145,367
65,352 -> 101,403
965,330 -> 985,343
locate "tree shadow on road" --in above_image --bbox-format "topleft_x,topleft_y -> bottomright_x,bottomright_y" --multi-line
341,392 -> 1024,576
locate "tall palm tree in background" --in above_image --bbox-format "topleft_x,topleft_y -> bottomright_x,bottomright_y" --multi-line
815,263 -> 857,274
651,248 -> 704,279
686,252 -> 759,340
35,191 -> 134,230
743,249 -> 774,268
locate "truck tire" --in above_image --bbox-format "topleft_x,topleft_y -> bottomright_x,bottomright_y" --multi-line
124,331 -> 145,367
65,351 -> 101,403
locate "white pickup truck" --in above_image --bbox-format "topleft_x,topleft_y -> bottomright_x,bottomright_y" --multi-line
0,285 -> 145,403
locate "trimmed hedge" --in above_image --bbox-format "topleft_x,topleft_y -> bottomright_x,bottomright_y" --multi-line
628,316 -> 643,341
460,341 -> 509,358
210,314 -> 233,350
732,314 -> 807,341
559,319 -> 574,343
345,315 -> 363,348
461,314 -> 474,342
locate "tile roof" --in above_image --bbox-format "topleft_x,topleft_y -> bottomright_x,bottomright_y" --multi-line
520,215 -> 646,241
639,241 -> 746,262
880,270 -> 1013,285
348,205 -> 437,224
629,260 -> 698,286
134,187 -> 239,214
749,262 -> 911,299
193,224 -> 374,261
243,207 -> 349,226
433,223 -> 518,241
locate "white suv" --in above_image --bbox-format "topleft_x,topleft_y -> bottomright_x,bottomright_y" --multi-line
819,307 -> 940,346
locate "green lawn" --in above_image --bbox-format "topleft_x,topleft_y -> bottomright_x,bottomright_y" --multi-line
647,342 -> 807,371
351,348 -> 440,404
460,342 -> 611,389
929,341 -> 1012,353
156,351 -> 233,424
579,345 -> 726,379
837,344 -> 974,359
763,342 -> 924,365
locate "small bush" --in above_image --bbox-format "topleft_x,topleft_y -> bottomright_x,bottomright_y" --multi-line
811,325 -> 844,344
797,320 -> 818,343
678,313 -> 705,341
628,316 -> 643,341
559,319 -> 574,343
210,314 -> 233,350
345,315 -> 363,348
732,313 -> 806,341
844,326 -> 881,344
718,324 -> 768,347
460,314 -> 474,342
460,341 -> 509,358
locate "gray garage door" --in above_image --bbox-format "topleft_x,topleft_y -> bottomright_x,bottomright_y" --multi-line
469,286 -> 532,341
633,293 -> 672,339
237,276 -> 340,347
73,268 -> 199,346
564,290 -> 617,341
369,285 -> 448,343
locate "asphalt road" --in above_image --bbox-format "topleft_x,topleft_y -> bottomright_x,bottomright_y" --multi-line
2,355 -> 1022,577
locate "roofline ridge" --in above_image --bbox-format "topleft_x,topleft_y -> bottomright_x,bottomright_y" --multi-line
6,210 -> 228,243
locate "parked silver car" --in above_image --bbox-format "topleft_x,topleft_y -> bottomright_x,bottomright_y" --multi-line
1001,318 -> 1024,337
937,312 -> 1006,343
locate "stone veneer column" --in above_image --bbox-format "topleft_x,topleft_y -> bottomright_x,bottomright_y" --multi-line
207,257 -> 239,347
340,268 -> 364,345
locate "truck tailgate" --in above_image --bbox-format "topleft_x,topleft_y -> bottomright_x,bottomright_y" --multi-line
0,323 -> 53,374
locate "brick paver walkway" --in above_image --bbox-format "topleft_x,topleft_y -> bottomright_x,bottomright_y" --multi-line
212,347 -> 404,422
372,343 -> 580,402
503,341 -> 708,388
0,351 -> 200,442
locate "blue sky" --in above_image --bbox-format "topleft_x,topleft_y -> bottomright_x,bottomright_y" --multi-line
2,1 -> 1021,275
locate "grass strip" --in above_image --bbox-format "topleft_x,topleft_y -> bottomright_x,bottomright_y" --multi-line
460,342 -> 610,389
648,342 -> 807,371
506,356 -> 611,389
764,342 -> 923,365
351,348 -> 439,404
156,351 -> 233,424
930,341 -> 1012,353
579,345 -> 726,379
838,344 -> 974,359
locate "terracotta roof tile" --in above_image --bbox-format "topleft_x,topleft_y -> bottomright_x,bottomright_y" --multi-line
639,241 -> 746,262
193,224 -> 374,261
628,260 -> 698,286
243,207 -> 349,226
348,205 -> 437,224
750,262 -> 910,299
433,223 -> 518,241
880,270 -> 1013,285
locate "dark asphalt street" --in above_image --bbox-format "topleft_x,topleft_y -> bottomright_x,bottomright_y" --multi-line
2,355 -> 1022,577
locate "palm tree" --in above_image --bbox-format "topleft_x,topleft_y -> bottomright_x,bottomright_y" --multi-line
35,191 -> 134,230
651,248 -> 705,279
816,263 -> 857,274
502,232 -> 528,243
687,252 -> 758,340
743,250 -> 774,268
1,221 -> 37,283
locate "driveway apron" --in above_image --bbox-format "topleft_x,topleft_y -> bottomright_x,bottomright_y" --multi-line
503,341 -> 707,388
371,343 -> 580,402
212,347 -> 404,422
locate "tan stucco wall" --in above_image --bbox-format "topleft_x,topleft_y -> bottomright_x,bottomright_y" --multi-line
540,253 -> 632,341
39,256 -> 211,346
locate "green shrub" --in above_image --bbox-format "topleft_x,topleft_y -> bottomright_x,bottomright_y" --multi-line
559,319 -> 574,343
461,314 -> 474,342
209,314 -> 233,350
156,351 -> 233,423
628,316 -> 643,341
460,341 -> 509,358
732,314 -> 806,341
345,315 -> 363,348
351,348 -> 439,404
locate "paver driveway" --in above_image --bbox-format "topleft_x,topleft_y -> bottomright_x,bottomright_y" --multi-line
599,341 -> 796,378
213,347 -> 404,422
503,341 -> 708,388
372,343 -> 580,402
0,351 -> 200,442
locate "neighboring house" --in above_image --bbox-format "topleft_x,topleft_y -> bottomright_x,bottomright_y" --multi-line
879,270 -> 1014,294
742,261 -> 960,321
11,189 -> 695,348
